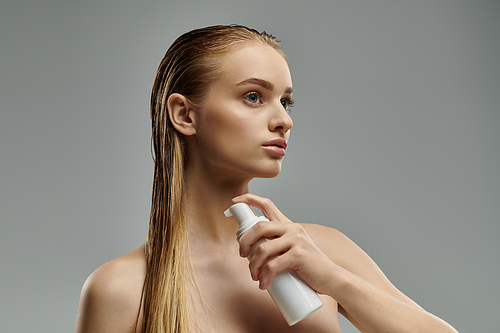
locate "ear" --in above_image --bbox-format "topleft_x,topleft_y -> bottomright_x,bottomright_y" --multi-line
167,93 -> 197,136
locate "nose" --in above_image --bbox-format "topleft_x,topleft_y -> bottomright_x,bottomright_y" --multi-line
269,102 -> 293,133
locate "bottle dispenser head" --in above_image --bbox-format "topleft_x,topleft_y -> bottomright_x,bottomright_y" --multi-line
224,203 -> 268,239
224,203 -> 255,226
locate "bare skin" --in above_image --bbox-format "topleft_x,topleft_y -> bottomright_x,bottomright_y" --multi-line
76,44 -> 458,332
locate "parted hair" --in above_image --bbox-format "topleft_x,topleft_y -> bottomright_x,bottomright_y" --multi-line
144,24 -> 286,333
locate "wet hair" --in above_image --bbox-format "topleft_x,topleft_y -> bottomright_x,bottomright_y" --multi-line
144,25 -> 286,333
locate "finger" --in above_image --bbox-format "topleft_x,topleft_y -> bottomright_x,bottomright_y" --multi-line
258,251 -> 295,290
238,221 -> 289,257
232,194 -> 288,223
247,237 -> 292,281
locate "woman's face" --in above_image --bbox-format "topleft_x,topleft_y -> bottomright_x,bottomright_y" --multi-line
192,43 -> 293,181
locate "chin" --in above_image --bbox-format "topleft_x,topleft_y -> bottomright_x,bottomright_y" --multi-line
254,166 -> 282,179
223,159 -> 283,180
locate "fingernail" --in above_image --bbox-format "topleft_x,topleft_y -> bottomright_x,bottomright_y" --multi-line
239,249 -> 246,257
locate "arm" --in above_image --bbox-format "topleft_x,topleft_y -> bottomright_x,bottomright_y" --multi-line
309,225 -> 456,333
233,194 -> 458,333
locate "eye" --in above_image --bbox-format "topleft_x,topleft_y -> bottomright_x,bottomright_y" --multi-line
281,98 -> 295,112
244,92 -> 262,105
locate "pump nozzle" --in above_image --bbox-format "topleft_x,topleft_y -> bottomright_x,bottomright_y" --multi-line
225,203 -> 269,239
224,203 -> 256,225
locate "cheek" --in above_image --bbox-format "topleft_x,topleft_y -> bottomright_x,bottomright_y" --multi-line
199,104 -> 259,145
197,111 -> 247,156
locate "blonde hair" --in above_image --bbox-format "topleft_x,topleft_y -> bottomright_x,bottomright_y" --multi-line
144,25 -> 286,333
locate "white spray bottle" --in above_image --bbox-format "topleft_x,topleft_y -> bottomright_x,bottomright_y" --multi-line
224,203 -> 323,326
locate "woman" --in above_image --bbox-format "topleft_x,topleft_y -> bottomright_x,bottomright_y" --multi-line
76,25 -> 458,333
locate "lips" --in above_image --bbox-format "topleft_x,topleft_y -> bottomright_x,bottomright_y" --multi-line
262,138 -> 288,156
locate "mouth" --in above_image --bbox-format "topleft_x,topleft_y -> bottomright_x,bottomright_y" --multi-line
262,138 -> 288,157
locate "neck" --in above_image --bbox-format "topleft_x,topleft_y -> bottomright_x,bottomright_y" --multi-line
183,159 -> 251,252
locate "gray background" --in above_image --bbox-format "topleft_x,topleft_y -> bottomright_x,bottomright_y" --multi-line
1,0 -> 498,332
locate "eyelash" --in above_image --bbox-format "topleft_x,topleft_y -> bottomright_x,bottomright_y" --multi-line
243,91 -> 263,105
283,98 -> 295,113
243,91 -> 295,113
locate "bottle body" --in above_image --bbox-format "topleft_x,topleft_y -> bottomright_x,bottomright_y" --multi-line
225,203 -> 323,326
268,268 -> 324,325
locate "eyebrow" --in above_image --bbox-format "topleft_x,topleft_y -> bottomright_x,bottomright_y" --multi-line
236,77 -> 293,94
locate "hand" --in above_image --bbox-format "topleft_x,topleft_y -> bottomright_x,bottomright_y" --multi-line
232,194 -> 460,333
232,193 -> 337,294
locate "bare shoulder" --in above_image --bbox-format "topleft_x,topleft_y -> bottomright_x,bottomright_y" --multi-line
301,223 -> 421,308
76,244 -> 147,333
300,223 -> 360,264
301,223 -> 388,282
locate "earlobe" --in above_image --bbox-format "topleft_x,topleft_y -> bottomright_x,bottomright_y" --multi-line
167,93 -> 196,136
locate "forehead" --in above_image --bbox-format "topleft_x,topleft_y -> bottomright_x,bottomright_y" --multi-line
216,44 -> 292,89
